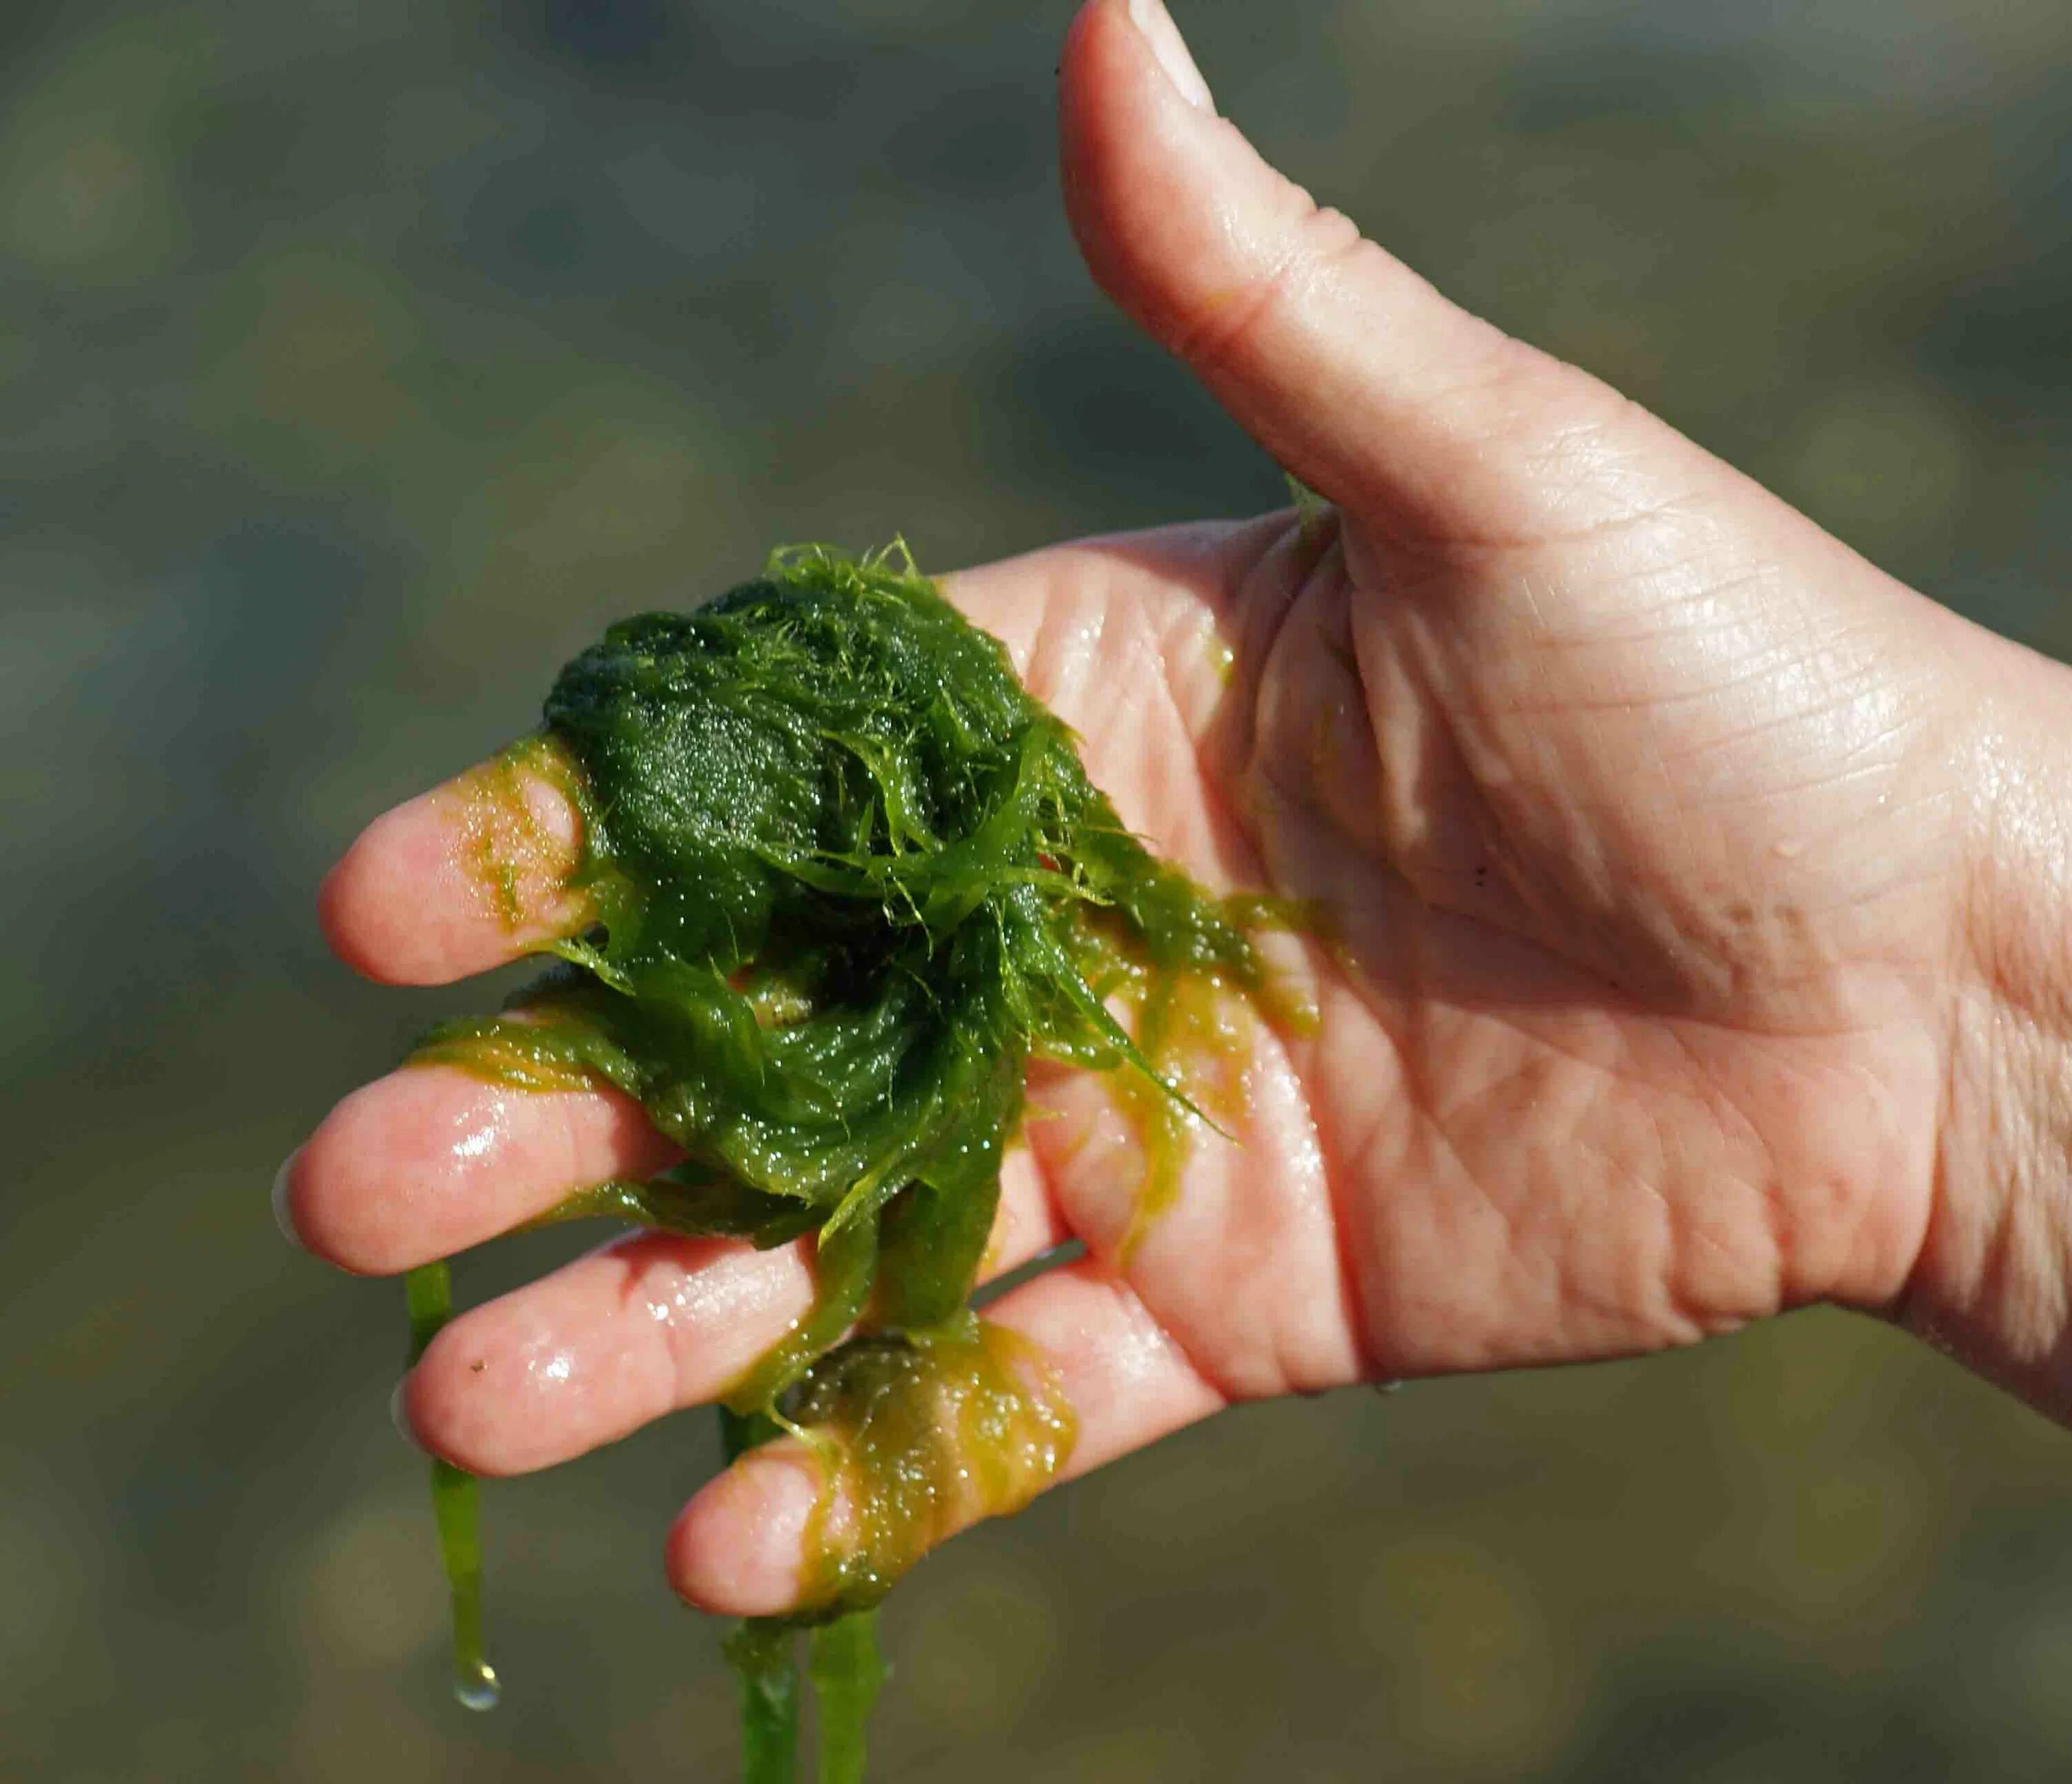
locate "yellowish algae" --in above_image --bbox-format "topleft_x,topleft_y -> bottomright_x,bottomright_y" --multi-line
407,1015 -> 599,1093
1109,965 -> 1257,1267
787,1317 -> 1078,1616
443,731 -> 594,933
1092,896 -> 1321,1267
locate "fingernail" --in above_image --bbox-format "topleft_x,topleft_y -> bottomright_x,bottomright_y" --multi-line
271,1149 -> 305,1249
390,1378 -> 421,1448
1128,0 -> 1214,111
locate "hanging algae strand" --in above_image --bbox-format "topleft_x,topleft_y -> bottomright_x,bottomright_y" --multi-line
405,544 -> 1280,1776
403,1262 -> 499,1711
809,1611 -> 887,1784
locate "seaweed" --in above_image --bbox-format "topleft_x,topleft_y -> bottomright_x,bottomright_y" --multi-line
405,544 -> 1269,1777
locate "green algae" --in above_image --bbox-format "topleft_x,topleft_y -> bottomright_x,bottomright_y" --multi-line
789,1317 -> 1076,1617
808,1610 -> 888,1784
402,1261 -> 497,1711
405,544 -> 1279,1777
722,1618 -> 800,1784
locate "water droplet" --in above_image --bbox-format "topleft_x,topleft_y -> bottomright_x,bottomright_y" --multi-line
454,1660 -> 501,1711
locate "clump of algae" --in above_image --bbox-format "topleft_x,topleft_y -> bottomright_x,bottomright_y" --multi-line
403,544 -> 1273,1779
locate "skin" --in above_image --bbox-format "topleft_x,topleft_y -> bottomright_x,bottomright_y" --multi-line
280,0 -> 2072,1617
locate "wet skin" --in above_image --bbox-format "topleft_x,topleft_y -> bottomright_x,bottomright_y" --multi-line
399,548 -> 1274,1624
282,0 -> 2072,1618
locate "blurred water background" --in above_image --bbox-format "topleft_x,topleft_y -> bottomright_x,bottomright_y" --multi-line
8,0 -> 2072,1778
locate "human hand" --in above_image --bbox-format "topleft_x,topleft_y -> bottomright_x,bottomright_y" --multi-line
278,0 -> 2072,1615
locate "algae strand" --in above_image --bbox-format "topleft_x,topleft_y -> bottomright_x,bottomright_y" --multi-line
403,1262 -> 497,1711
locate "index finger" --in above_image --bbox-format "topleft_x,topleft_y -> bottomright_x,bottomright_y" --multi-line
320,530 -> 1247,987
320,740 -> 594,985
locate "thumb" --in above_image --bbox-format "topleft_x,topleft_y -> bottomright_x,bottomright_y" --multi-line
1059,0 -> 1671,547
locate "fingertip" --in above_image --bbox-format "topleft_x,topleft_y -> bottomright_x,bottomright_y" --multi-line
292,1068 -> 521,1277
319,761 -> 586,987
318,796 -> 451,985
1059,0 -> 1187,294
668,1447 -> 822,1617
288,1078 -> 406,1276
316,843 -> 374,981
289,1061 -> 684,1282
276,1130 -> 387,1276
393,1353 -> 524,1479
401,1321 -> 526,1479
1058,0 -> 1111,98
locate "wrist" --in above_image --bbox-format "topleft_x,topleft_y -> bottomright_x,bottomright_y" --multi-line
1906,634 -> 2072,1417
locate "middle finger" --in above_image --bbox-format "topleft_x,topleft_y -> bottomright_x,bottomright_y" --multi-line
279,1064 -> 680,1276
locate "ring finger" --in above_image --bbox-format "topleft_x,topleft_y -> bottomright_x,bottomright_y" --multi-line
398,1146 -> 1065,1477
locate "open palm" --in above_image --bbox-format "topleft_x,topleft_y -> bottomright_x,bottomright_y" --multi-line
281,0 -> 2017,1613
